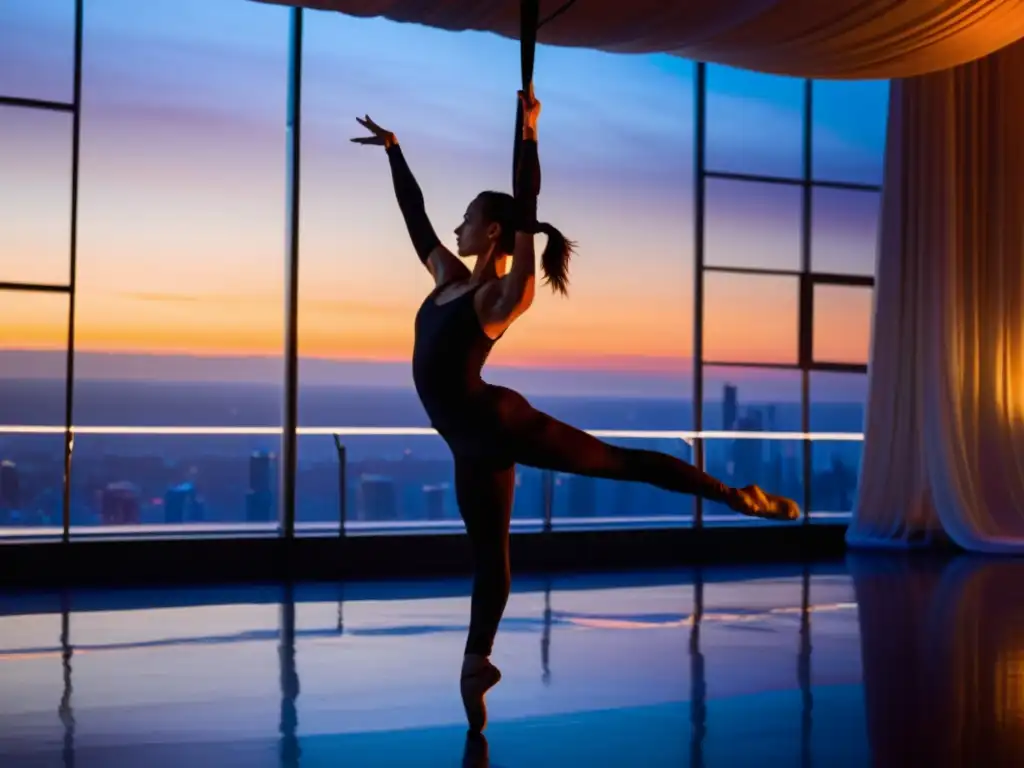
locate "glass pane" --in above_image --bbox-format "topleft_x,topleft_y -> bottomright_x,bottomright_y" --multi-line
298,432 -> 543,536
810,372 -> 867,521
702,368 -> 802,526
0,107 -> 73,285
0,291 -> 68,537
72,0 -> 289,534
813,285 -> 873,365
551,436 -> 694,528
811,188 -> 880,276
705,178 -> 802,271
706,65 -> 805,179
812,79 -> 890,186
0,1 -> 76,103
702,366 -> 802,432
68,433 -> 281,534
704,273 -> 799,365
703,440 -> 805,526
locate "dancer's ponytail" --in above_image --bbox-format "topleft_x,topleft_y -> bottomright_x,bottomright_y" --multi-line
537,222 -> 575,296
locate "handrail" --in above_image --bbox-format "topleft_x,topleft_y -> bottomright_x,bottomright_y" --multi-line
0,425 -> 864,441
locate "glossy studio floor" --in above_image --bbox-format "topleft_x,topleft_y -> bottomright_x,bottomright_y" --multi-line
2,554 -> 1020,767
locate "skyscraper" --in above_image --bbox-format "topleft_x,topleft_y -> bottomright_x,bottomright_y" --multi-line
165,482 -> 201,524
723,384 -> 738,431
246,451 -> 275,523
360,474 -> 397,522
423,483 -> 446,521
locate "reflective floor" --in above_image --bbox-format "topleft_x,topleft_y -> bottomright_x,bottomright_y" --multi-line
1,555 -> 1021,766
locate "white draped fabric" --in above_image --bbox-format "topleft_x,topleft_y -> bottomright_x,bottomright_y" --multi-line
849,39 -> 1024,551
257,0 -> 1024,78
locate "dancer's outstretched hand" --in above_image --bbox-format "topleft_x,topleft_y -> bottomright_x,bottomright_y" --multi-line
351,115 -> 395,147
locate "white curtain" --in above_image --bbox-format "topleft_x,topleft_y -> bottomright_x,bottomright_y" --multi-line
256,0 -> 1024,79
848,38 -> 1024,551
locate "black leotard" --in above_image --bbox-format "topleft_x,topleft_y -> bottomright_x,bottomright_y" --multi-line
412,283 -> 498,447
388,139 -> 539,458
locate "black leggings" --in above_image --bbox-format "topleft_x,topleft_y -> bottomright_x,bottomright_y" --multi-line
454,394 -> 734,657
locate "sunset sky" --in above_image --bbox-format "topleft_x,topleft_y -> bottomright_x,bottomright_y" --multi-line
0,0 -> 888,395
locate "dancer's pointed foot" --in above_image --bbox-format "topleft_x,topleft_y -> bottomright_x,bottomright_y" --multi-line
461,655 -> 502,733
728,485 -> 800,521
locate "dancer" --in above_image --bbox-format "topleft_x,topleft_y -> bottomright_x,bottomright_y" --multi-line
352,87 -> 799,733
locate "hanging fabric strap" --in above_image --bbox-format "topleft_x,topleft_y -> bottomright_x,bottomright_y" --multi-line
513,0 -> 540,198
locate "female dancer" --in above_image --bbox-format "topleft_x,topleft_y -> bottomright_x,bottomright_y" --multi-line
352,88 -> 799,733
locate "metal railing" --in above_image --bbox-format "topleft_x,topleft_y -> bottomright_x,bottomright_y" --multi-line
0,425 -> 862,539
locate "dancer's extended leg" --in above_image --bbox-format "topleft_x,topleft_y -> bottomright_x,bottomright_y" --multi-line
454,457 -> 515,732
507,401 -> 798,521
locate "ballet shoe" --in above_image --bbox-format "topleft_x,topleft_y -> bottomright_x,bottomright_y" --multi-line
461,658 -> 502,733
729,485 -> 800,521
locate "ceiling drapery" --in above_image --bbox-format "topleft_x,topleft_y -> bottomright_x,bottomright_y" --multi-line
256,0 -> 1024,78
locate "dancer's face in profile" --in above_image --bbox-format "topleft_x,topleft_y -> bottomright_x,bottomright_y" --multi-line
454,196 -> 501,258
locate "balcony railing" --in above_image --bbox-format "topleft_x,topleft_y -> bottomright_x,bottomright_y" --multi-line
0,425 -> 863,539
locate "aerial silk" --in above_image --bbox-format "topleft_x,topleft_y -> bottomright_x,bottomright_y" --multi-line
513,0 -> 540,199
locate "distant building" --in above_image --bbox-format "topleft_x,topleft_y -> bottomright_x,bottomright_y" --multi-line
165,482 -> 202,524
246,451 -> 276,522
100,481 -> 141,526
423,483 -> 447,520
360,474 -> 397,521
723,384 -> 738,431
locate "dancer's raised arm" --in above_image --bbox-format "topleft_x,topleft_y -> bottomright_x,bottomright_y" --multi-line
352,115 -> 470,286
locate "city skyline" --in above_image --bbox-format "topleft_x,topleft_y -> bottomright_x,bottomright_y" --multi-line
1,0 -> 888,398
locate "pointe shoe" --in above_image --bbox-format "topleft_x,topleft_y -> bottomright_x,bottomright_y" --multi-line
461,658 -> 502,734
729,485 -> 800,521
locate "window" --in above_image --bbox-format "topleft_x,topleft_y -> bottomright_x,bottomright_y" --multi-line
704,273 -> 800,366
811,189 -> 881,277
0,291 -> 68,537
705,179 -> 802,272
70,0 -> 290,534
812,80 -> 890,186
809,372 -> 868,518
0,107 -> 74,286
706,65 -> 804,179
812,285 -> 873,366
0,1 -> 76,104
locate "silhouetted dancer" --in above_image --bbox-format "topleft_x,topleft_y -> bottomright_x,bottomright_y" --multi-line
351,88 -> 798,733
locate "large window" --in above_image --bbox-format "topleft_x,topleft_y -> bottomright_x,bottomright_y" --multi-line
698,66 -> 886,524
69,0 -> 290,535
0,1 -> 886,540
